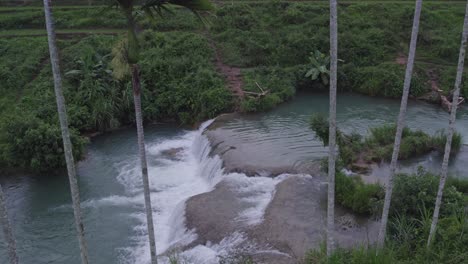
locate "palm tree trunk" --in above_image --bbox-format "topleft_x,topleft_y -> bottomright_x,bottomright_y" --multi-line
427,0 -> 468,248
327,0 -> 338,256
131,64 -> 158,264
0,184 -> 18,264
377,0 -> 423,248
42,1 -> 89,263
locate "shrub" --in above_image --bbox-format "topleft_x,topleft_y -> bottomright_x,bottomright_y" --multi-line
432,130 -> 463,153
335,172 -> 384,215
1,113 -> 87,172
310,114 -> 329,145
391,170 -> 465,219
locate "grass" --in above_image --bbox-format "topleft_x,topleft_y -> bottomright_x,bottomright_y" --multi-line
0,28 -> 126,37
309,169 -> 468,263
2,2 -> 468,172
310,115 -> 464,172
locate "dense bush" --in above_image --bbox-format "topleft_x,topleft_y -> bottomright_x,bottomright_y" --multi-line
391,170 -> 465,219
318,169 -> 468,263
0,112 -> 87,172
310,117 -> 463,168
335,172 -> 383,215
139,31 -> 233,124
240,67 -> 295,112
0,33 -> 233,171
212,3 -> 465,100
350,63 -> 427,98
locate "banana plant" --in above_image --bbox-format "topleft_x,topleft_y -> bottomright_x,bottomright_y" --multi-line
305,50 -> 331,85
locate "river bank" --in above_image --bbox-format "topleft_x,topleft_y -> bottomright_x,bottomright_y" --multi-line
1,92 -> 467,263
206,93 -> 468,179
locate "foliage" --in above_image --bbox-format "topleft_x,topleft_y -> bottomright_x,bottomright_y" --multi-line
139,31 -> 233,124
240,66 -> 295,112
0,33 -> 232,171
310,114 -> 329,145
335,172 -> 384,215
2,2 -> 468,173
305,50 -> 330,85
309,117 -> 463,168
431,130 -> 463,153
0,112 -> 87,172
316,169 -> 468,263
350,63 -> 427,98
211,3 -> 466,97
391,169 -> 465,219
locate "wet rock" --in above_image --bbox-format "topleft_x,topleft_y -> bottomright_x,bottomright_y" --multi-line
161,147 -> 184,160
185,180 -> 247,246
204,128 -> 322,177
184,175 -> 378,262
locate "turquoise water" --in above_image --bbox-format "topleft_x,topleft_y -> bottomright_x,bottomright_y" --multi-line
212,93 -> 468,177
1,93 -> 467,263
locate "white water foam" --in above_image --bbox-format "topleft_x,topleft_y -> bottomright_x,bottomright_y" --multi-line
85,119 -> 288,264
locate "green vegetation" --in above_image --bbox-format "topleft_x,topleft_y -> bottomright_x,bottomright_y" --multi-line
305,50 -> 331,85
211,2 -> 467,99
240,67 -> 295,112
0,33 -> 231,171
310,114 -> 463,168
335,172 -> 383,215
2,1 -> 468,172
308,169 -> 468,264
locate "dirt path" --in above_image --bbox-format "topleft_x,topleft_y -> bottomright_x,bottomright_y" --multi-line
204,32 -> 244,106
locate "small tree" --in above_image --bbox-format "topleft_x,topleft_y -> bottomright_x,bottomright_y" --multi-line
305,50 -> 331,85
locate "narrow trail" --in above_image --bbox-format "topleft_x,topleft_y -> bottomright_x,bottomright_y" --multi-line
204,32 -> 244,107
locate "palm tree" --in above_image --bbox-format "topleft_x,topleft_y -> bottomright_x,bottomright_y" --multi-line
327,0 -> 338,256
0,184 -> 18,264
42,1 -> 89,263
377,0 -> 423,248
110,1 -> 212,263
427,0 -> 468,248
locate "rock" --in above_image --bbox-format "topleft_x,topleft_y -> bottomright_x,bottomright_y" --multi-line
184,175 -> 379,262
185,180 -> 247,246
161,147 -> 184,160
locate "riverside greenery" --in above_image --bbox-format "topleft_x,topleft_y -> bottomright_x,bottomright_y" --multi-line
310,114 -> 463,168
307,169 -> 468,264
1,2 -> 468,171
0,33 -> 232,171
310,114 -> 468,263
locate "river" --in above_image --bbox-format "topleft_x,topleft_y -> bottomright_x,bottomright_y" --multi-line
0,93 -> 467,263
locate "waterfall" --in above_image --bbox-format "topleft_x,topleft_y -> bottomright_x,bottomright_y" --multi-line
114,119 -> 288,264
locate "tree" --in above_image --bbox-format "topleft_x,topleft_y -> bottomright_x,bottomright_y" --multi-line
427,0 -> 468,247
327,0 -> 338,256
42,1 -> 89,263
0,184 -> 18,264
377,0 -> 423,248
109,1 -> 212,263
